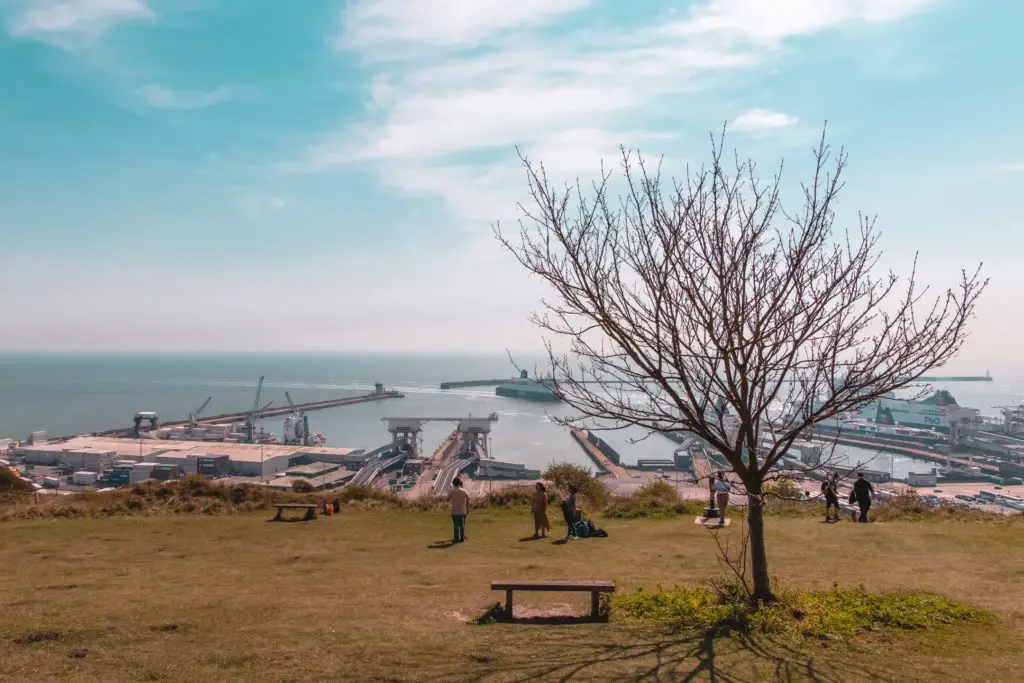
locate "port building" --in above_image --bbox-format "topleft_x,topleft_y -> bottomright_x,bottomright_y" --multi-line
13,436 -> 371,480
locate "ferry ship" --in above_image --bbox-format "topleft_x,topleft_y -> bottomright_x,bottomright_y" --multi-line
494,371 -> 561,402
854,389 -> 980,434
784,390 -> 978,437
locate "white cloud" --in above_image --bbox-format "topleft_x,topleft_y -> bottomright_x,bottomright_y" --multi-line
999,163 -> 1024,174
666,0 -> 937,45
302,0 -> 940,228
341,0 -> 592,51
7,0 -> 152,46
731,108 -> 798,132
135,83 -> 246,110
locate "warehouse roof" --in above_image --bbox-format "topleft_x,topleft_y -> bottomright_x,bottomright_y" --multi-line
27,436 -> 362,463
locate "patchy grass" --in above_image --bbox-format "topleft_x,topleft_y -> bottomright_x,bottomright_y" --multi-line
1,508 -> 1023,681
613,584 -> 991,640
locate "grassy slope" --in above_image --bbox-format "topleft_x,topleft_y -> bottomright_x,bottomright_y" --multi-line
1,509 -> 1022,682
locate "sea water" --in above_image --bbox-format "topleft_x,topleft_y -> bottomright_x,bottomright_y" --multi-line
2,353 -> 1022,476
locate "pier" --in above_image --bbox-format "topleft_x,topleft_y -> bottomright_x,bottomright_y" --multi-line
442,372 -> 994,392
919,373 -> 993,382
431,431 -> 474,496
93,390 -> 405,439
826,435 -> 999,473
570,429 -> 628,478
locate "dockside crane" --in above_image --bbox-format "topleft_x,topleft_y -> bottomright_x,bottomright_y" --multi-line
186,396 -> 213,437
284,391 -> 308,445
246,377 -> 265,443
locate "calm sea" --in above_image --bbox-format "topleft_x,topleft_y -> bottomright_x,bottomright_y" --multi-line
2,353 -> 1023,477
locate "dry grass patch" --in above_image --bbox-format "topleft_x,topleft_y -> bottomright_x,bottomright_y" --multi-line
1,508 -> 1022,681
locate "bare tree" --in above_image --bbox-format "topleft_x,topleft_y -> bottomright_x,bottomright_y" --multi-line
494,127 -> 985,604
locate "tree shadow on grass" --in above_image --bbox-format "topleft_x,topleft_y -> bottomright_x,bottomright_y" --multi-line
427,541 -> 456,549
475,603 -> 606,627
449,621 -> 896,683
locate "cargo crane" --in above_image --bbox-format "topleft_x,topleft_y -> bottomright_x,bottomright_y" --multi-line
245,377 -> 275,443
284,393 -> 307,446
185,396 -> 213,437
283,391 -> 326,446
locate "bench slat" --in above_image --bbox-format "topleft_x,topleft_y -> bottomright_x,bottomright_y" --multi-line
491,580 -> 615,592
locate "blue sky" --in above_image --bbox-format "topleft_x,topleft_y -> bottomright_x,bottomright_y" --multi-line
1,0 -> 1022,363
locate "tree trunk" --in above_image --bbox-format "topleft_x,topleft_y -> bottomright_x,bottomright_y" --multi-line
747,494 -> 775,603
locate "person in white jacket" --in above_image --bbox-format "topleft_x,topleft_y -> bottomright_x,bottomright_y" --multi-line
448,477 -> 470,543
712,472 -> 730,524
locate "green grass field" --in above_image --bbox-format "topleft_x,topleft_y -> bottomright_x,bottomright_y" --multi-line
1,508 -> 1022,682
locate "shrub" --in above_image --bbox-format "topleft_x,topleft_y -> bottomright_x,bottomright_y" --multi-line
336,484 -> 401,505
542,462 -> 610,509
604,480 -> 703,519
763,477 -> 803,499
291,480 -> 314,493
634,480 -> 681,505
479,485 -> 540,508
0,467 -> 34,495
611,584 -> 991,639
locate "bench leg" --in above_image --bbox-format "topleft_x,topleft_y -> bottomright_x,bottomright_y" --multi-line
305,508 -> 316,521
505,590 -> 514,619
591,592 -> 600,621
273,508 -> 283,521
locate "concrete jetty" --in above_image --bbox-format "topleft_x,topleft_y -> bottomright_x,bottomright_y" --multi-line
826,435 -> 998,473
570,429 -> 629,478
91,390 -> 405,439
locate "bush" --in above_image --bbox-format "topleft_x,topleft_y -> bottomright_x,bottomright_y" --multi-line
634,480 -> 681,505
763,477 -> 803,499
542,462 -> 610,509
604,480 -> 703,519
0,467 -> 34,495
336,485 -> 405,507
480,485 -> 546,509
611,584 -> 991,639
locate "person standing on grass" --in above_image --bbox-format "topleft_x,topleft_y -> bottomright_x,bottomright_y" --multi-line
531,482 -> 551,538
822,473 -> 841,522
853,472 -> 875,523
561,484 -> 579,540
449,477 -> 470,543
713,471 -> 730,524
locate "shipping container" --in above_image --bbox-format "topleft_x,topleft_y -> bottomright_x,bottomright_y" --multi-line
72,471 -> 99,485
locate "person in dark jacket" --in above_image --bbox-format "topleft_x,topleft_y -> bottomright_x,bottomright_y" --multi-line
562,485 -> 578,540
852,472 -> 875,523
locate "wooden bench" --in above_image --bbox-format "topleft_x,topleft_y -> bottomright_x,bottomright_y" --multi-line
491,580 -> 616,621
272,503 -> 318,522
